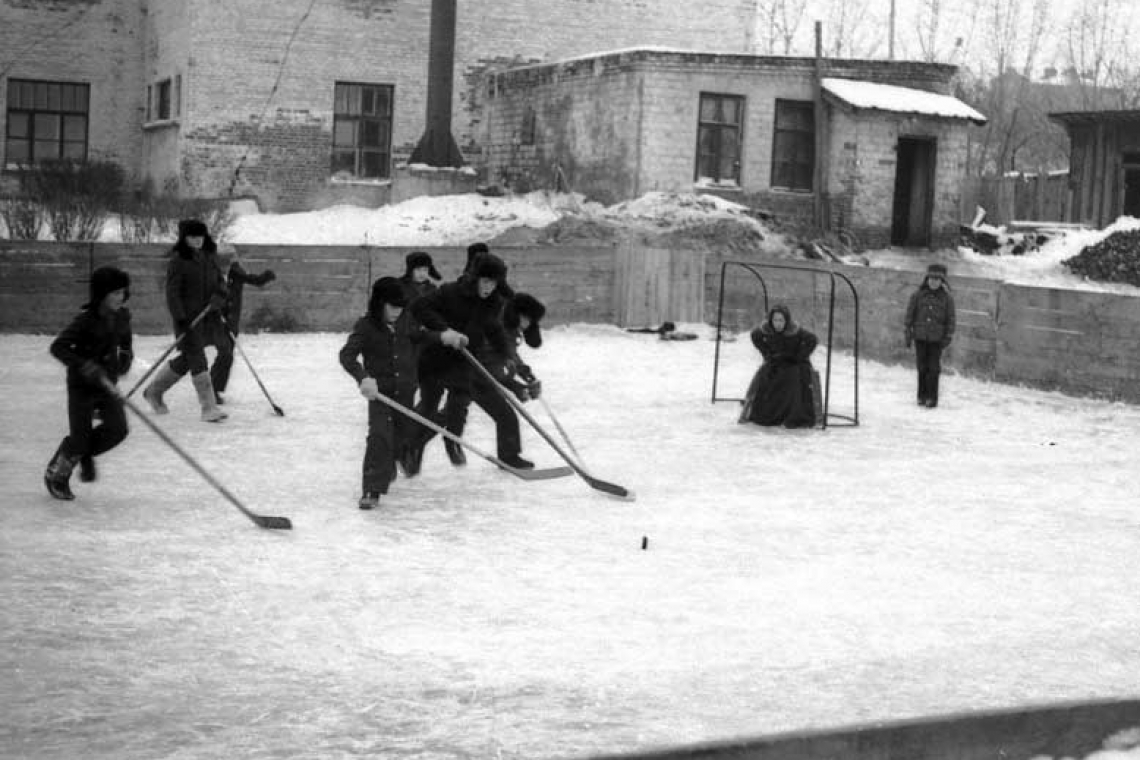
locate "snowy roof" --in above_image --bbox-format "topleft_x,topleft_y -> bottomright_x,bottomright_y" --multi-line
822,77 -> 987,125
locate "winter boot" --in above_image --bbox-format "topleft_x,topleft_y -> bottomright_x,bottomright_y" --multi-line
500,454 -> 534,470
78,453 -> 97,482
143,362 -> 182,415
191,372 -> 228,422
444,438 -> 466,466
44,440 -> 79,500
358,492 -> 380,510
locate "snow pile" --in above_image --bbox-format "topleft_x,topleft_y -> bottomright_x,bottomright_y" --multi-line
821,77 -> 987,124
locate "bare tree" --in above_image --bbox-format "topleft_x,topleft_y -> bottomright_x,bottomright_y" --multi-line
814,0 -> 884,58
754,0 -> 810,54
1061,0 -> 1139,108
912,0 -> 980,64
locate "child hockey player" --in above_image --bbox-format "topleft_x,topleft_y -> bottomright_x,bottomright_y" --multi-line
339,277 -> 438,510
45,266 -> 134,500
211,247 -> 276,404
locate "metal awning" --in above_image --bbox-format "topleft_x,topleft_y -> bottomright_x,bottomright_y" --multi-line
1049,110 -> 1140,127
821,77 -> 987,125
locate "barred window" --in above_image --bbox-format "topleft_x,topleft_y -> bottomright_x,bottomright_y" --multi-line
5,79 -> 89,164
771,99 -> 815,191
332,82 -> 394,179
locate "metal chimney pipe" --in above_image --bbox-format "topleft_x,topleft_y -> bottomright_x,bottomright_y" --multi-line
409,0 -> 465,167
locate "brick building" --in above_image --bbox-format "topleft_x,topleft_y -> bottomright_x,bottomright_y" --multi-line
1,0 -> 761,212
482,49 -> 987,248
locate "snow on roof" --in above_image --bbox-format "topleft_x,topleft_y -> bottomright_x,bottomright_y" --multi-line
822,77 -> 987,125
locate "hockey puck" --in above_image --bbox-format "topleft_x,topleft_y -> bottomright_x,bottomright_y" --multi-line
641,536 -> 648,550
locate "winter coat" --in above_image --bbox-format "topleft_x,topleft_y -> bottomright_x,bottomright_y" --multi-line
50,306 -> 133,390
905,285 -> 955,344
741,307 -> 819,428
410,277 -> 511,382
338,313 -> 429,400
224,261 -> 275,334
397,275 -> 437,308
165,242 -> 228,337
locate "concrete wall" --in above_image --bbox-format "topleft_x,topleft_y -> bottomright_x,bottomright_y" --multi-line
0,0 -> 145,179
6,242 -> 1140,405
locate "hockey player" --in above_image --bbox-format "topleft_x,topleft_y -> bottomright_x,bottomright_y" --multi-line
339,277 -> 440,510
211,247 -> 276,404
142,219 -> 229,422
44,266 -> 133,500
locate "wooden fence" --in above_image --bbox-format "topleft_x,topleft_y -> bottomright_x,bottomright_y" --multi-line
959,173 -> 1071,226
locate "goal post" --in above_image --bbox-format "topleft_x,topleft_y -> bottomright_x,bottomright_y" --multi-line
711,260 -> 860,428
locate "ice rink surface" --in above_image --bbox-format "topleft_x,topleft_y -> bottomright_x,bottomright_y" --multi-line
2,325 -> 1139,759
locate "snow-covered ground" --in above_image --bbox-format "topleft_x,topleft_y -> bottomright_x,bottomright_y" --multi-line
3,326 -> 1140,759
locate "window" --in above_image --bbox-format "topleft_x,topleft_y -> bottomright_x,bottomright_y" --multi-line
771,99 -> 815,192
147,77 -> 176,122
5,79 -> 89,164
695,93 -> 744,185
332,82 -> 393,180
174,74 -> 181,118
520,106 -> 536,146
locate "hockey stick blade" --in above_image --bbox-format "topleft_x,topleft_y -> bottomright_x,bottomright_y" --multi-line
459,348 -> 635,501
109,381 -> 293,530
368,388 -> 572,482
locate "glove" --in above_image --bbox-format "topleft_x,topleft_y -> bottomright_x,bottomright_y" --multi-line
526,378 -> 542,400
517,364 -> 536,384
78,360 -> 108,386
264,270 -> 277,283
510,381 -> 531,403
440,329 -> 468,349
209,293 -> 228,311
117,348 -> 133,375
359,377 -> 380,401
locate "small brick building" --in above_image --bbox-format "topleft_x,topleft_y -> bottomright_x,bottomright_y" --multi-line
482,49 -> 987,248
0,0 -> 761,212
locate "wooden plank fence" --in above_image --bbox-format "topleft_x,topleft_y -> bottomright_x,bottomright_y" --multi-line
959,172 -> 1071,226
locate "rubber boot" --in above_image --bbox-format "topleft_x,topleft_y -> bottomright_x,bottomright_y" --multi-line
191,372 -> 228,422
143,362 -> 182,415
79,453 -> 96,482
44,439 -> 79,500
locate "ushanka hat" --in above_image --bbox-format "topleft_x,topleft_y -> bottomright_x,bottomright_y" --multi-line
925,263 -> 948,280
405,251 -> 442,281
85,266 -> 131,309
178,219 -> 209,238
369,276 -> 408,314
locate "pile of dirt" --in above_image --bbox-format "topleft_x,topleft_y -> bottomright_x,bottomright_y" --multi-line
1063,229 -> 1140,286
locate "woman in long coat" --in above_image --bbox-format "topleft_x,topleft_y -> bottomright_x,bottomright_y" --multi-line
740,304 -> 819,428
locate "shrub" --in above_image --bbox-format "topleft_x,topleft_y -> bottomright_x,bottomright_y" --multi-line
116,177 -> 237,243
22,159 -> 125,241
0,195 -> 45,239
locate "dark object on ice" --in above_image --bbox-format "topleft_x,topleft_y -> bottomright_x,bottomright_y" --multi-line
626,321 -> 676,334
740,305 -> 820,428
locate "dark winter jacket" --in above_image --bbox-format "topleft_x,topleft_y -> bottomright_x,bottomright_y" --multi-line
905,285 -> 956,344
750,307 -> 818,366
224,260 -> 275,334
397,275 -> 437,309
50,306 -> 133,390
338,313 -> 430,398
165,239 -> 228,331
410,277 -> 512,379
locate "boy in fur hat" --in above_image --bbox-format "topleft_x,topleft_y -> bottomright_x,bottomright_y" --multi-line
339,277 -> 438,509
399,250 -> 442,305
45,266 -> 134,500
904,263 -> 956,408
143,219 -> 229,422
210,245 -> 276,405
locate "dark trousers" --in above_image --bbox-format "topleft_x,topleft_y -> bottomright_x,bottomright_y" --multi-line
363,390 -> 413,494
470,374 -> 521,459
63,384 -> 129,459
915,340 -> 944,404
210,330 -> 236,392
169,322 -> 211,376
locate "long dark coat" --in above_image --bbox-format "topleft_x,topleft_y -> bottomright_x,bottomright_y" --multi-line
410,277 -> 511,387
905,284 -> 955,344
165,239 -> 228,344
741,307 -> 819,428
50,307 -> 133,390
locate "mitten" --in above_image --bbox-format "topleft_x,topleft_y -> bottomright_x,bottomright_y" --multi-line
117,348 -> 134,375
522,322 -> 542,349
508,380 -> 530,402
526,378 -> 543,400
264,270 -> 277,283
517,364 -> 536,384
440,329 -> 468,349
359,377 -> 380,400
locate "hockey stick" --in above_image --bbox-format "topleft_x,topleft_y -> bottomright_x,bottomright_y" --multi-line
460,348 -> 634,500
102,379 -> 292,530
369,388 -> 573,481
537,396 -> 583,462
124,305 -> 211,399
221,317 -> 285,416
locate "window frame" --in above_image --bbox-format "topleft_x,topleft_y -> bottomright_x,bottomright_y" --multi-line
694,92 -> 745,187
4,78 -> 90,166
770,98 -> 816,193
331,81 -> 395,181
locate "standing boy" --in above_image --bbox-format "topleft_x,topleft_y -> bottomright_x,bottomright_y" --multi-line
904,263 -> 956,408
210,248 -> 276,405
339,277 -> 437,510
45,267 -> 133,500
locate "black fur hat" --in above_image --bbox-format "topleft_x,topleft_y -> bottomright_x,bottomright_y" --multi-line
178,219 -> 209,238
85,266 -> 131,309
405,251 -> 442,281
512,293 -> 546,323
369,276 -> 407,314
472,252 -> 507,281
465,241 -> 490,272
